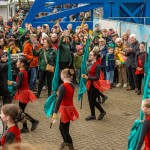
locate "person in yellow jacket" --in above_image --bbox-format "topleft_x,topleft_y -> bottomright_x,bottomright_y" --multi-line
114,38 -> 128,88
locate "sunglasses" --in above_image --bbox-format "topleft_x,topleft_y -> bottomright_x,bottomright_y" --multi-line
1,54 -> 7,58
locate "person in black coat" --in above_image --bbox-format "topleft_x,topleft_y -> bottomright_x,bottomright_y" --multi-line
0,51 -> 12,104
125,34 -> 139,91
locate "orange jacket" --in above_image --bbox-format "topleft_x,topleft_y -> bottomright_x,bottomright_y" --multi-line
23,40 -> 42,68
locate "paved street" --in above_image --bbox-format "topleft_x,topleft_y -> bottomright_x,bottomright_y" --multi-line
1,87 -> 142,150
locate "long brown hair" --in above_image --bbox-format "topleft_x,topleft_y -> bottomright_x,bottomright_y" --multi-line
1,104 -> 25,124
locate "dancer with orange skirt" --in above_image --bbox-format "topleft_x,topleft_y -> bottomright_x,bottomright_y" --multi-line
52,69 -> 79,150
8,56 -> 39,133
82,51 -> 110,121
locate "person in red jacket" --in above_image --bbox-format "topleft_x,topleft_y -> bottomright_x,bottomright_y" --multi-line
135,42 -> 146,95
0,104 -> 25,150
136,99 -> 150,150
52,68 -> 79,150
8,56 -> 39,133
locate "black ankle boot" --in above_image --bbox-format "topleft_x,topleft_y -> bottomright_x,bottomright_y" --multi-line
85,115 -> 96,121
101,96 -> 107,104
98,112 -> 106,120
68,144 -> 74,150
31,120 -> 39,131
20,127 -> 29,133
137,90 -> 141,95
62,143 -> 74,150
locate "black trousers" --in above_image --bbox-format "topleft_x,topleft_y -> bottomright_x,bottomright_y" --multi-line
19,101 -> 35,128
87,83 -> 105,116
114,67 -> 118,83
136,74 -> 144,91
59,121 -> 72,144
127,67 -> 137,89
0,85 -> 12,105
37,70 -> 53,97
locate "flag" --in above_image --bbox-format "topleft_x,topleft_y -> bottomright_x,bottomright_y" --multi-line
78,38 -> 90,101
7,48 -> 14,95
128,47 -> 150,150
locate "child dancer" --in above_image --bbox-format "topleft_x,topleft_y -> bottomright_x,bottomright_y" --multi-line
136,99 -> 150,150
52,68 -> 79,150
0,104 -> 25,150
8,56 -> 39,133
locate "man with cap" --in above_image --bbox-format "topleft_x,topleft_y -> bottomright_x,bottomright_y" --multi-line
0,49 -> 12,104
92,24 -> 101,38
108,33 -> 118,49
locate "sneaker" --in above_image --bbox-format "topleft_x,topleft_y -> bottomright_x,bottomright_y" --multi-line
98,112 -> 106,120
85,115 -> 96,121
20,128 -> 29,133
116,83 -> 122,87
42,86 -> 47,90
31,120 -> 39,131
123,84 -> 127,88
101,96 -> 108,104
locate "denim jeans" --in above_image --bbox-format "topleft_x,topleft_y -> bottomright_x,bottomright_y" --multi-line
106,70 -> 114,84
29,67 -> 37,90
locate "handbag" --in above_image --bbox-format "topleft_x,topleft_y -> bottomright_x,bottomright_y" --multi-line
44,50 -> 54,73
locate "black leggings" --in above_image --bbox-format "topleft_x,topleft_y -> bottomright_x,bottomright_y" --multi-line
87,83 -> 105,116
136,74 -> 144,91
59,121 -> 72,144
19,102 -> 35,128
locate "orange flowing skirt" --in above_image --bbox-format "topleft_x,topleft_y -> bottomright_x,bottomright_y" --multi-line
13,89 -> 37,104
59,105 -> 79,123
86,71 -> 110,92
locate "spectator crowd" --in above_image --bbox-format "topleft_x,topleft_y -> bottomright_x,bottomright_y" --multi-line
0,14 -> 146,101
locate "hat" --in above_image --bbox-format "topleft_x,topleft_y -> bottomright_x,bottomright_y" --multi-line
111,33 -> 118,37
42,33 -> 48,39
95,24 -> 99,27
76,45 -> 83,52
